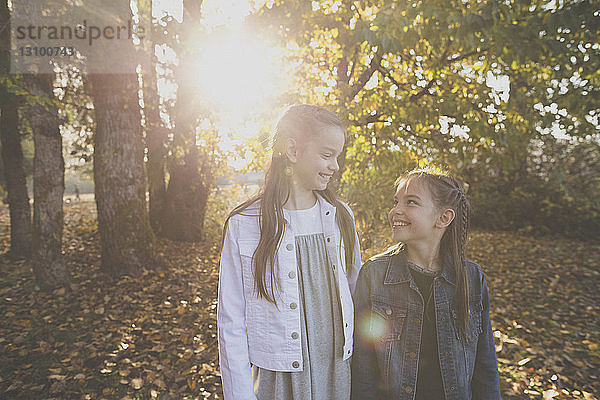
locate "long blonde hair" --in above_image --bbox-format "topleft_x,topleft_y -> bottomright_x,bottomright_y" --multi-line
223,104 -> 357,303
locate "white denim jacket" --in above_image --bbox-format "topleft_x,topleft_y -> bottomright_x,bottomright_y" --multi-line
217,195 -> 361,400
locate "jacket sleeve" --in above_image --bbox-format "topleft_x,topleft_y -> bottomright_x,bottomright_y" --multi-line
351,264 -> 384,400
471,275 -> 502,400
217,217 -> 258,400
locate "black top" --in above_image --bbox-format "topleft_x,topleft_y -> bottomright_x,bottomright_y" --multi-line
408,262 -> 445,400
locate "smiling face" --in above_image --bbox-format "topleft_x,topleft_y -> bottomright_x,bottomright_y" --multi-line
289,125 -> 345,192
388,178 -> 445,245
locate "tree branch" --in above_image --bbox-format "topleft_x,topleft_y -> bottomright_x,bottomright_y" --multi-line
446,48 -> 488,64
351,113 -> 390,126
347,50 -> 383,101
376,64 -> 410,92
409,77 -> 436,102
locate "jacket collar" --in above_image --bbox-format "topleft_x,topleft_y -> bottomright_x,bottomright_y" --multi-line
384,243 -> 457,286
316,193 -> 336,216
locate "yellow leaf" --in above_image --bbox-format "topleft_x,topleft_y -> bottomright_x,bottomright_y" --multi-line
131,378 -> 143,389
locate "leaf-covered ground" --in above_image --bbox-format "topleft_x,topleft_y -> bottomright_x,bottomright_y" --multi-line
0,195 -> 598,399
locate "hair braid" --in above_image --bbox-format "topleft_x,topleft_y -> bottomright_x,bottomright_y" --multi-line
459,193 -> 469,257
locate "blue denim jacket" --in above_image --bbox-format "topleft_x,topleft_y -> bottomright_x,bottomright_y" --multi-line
351,246 -> 501,400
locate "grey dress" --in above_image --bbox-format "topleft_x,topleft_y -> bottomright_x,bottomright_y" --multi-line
252,204 -> 351,400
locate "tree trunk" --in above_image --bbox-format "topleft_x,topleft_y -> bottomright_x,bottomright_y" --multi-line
164,146 -> 211,241
0,0 -> 31,257
89,73 -> 156,277
0,91 -> 32,257
142,61 -> 169,236
163,0 -> 212,242
24,73 -> 68,287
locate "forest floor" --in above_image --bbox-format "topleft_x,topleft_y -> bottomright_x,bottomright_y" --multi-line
0,194 -> 599,400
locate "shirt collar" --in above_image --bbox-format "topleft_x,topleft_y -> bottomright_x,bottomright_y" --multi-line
384,244 -> 457,286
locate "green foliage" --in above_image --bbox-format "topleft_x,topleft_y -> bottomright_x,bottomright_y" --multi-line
249,0 -> 599,237
468,138 -> 600,237
342,134 -> 419,227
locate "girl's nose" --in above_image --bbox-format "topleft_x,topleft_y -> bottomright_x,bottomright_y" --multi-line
330,158 -> 339,172
391,204 -> 404,215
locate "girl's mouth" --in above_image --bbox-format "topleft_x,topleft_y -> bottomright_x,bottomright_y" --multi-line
319,173 -> 332,179
392,221 -> 410,227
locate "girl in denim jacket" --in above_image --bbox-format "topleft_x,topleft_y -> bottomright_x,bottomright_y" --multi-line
352,168 -> 501,400
218,105 -> 361,400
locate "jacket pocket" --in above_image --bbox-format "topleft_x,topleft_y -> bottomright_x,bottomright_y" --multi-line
451,299 -> 483,342
370,297 -> 407,342
238,240 -> 258,290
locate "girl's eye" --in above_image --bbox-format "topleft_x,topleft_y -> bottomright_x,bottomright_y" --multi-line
322,153 -> 332,159
393,199 -> 398,205
407,200 -> 417,205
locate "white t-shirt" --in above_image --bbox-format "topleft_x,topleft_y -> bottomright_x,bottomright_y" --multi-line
283,200 -> 323,236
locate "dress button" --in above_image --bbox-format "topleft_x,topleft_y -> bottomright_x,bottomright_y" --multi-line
288,271 -> 296,279
291,332 -> 299,339
325,211 -> 330,215
345,322 -> 348,328
286,243 -> 293,251
332,264 -> 336,270
405,386 -> 412,393
409,352 -> 416,359
347,349 -> 351,354
292,361 -> 300,368
290,302 -> 297,310
326,237 -> 331,243
385,307 -> 393,316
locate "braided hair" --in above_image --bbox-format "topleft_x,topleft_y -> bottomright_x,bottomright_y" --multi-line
396,167 -> 471,341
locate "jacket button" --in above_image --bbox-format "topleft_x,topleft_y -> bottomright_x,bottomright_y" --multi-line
444,351 -> 450,356
441,316 -> 446,321
385,307 -> 392,315
409,352 -> 416,359
290,303 -> 297,310
404,386 -> 412,393
332,264 -> 336,270
325,211 -> 330,215
414,318 -> 420,325
450,386 -> 455,391
286,244 -> 293,251
292,361 -> 299,368
345,322 -> 348,328
437,280 -> 441,286
288,271 -> 296,279
347,349 -> 351,354
291,331 -> 299,339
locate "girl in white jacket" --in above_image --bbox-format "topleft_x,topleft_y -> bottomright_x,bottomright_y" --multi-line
217,104 -> 361,400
